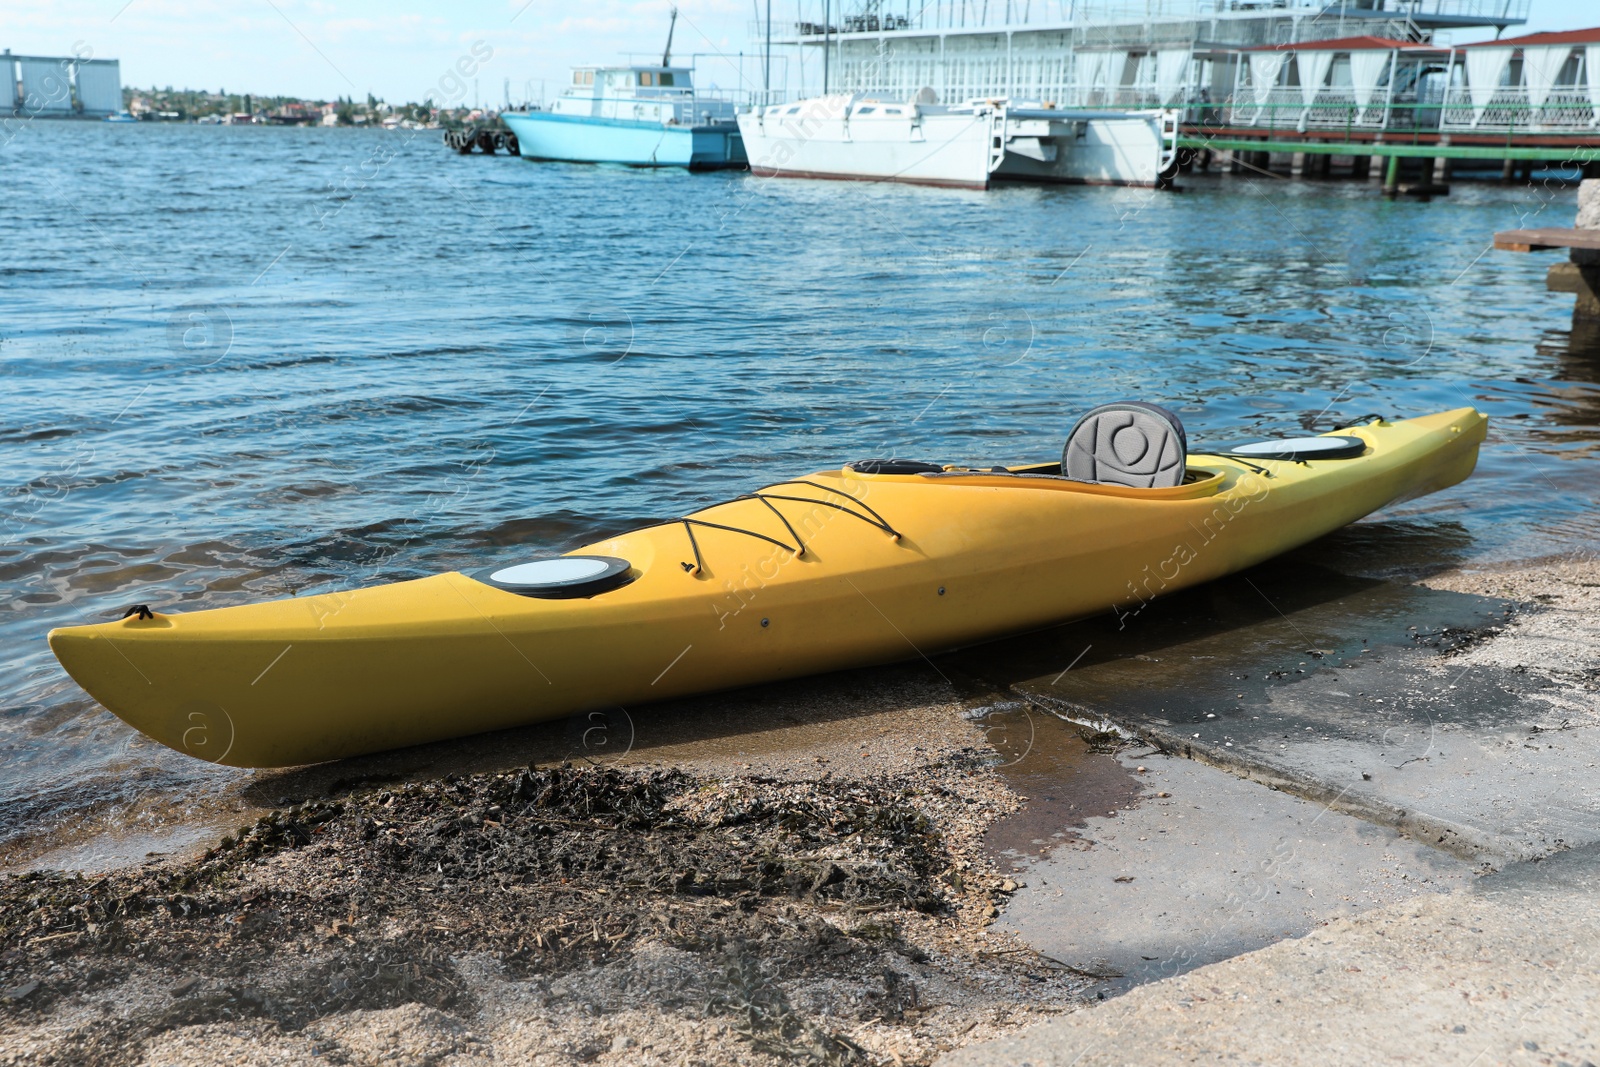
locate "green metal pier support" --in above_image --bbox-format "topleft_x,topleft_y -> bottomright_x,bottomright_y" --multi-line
1382,154 -> 1400,196
1177,136 -> 1600,198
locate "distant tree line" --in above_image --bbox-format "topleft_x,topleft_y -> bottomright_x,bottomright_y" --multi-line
120,86 -> 473,125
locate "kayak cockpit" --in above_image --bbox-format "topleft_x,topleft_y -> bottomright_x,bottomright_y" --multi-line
855,464 -> 1232,499
839,401 -> 1389,500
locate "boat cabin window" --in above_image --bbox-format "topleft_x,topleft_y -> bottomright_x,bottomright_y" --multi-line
660,72 -> 675,86
884,107 -> 903,114
639,72 -> 655,86
574,70 -> 595,85
856,106 -> 876,114
785,105 -> 800,114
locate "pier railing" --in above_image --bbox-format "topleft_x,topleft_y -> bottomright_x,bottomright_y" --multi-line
1436,87 -> 1600,134
1221,90 -> 1600,136
769,0 -> 1528,36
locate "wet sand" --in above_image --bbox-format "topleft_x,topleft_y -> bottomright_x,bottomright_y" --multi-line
0,669 -> 1098,1066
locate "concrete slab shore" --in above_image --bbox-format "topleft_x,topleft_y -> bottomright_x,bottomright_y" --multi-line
989,748 -> 1477,991
939,842 -> 1600,1067
947,557 -> 1600,1066
980,557 -> 1600,866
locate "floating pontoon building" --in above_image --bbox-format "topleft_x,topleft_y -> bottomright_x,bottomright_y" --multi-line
1222,28 -> 1600,137
4,50 -> 123,117
765,1 -> 1528,109
756,2 -> 1600,186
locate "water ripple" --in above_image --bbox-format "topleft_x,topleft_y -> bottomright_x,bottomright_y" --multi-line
0,123 -> 1597,848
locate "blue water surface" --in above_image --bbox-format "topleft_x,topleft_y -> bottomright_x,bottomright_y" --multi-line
2,121 -> 1597,850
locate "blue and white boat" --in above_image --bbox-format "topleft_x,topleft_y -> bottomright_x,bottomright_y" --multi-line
501,12 -> 744,170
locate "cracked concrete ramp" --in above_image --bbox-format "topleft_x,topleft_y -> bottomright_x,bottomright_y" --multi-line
993,566 -> 1600,864
939,843 -> 1600,1067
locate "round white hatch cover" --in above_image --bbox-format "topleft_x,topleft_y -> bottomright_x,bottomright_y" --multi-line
489,558 -> 613,585
1230,435 -> 1366,460
476,555 -> 633,599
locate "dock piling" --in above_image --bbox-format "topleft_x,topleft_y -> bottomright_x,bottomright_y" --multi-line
1382,155 -> 1400,197
1546,262 -> 1600,319
1566,179 -> 1600,321
1496,179 -> 1600,324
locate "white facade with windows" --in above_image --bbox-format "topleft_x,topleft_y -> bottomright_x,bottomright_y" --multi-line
761,0 -> 1528,115
3,52 -> 122,117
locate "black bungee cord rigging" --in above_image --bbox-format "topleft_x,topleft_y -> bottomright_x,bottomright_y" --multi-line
641,478 -> 903,577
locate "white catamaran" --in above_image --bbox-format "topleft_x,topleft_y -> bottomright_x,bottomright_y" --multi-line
736,92 -> 1178,188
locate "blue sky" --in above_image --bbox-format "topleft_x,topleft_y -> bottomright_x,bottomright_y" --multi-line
1,1 -> 754,105
1,1 -> 1596,105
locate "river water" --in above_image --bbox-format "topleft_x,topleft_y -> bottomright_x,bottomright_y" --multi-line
3,121 -> 1597,861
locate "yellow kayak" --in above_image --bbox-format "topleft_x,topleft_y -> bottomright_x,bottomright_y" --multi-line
48,407 -> 1486,768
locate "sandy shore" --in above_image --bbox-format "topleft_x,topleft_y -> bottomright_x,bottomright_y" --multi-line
0,673 -> 1098,1067
3,555 -> 1596,1065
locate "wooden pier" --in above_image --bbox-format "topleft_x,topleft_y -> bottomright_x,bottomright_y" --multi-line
1176,129 -> 1600,197
1493,228 -> 1600,253
1495,222 -> 1600,321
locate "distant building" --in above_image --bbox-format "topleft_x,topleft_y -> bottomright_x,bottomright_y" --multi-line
2,49 -> 122,117
266,101 -> 313,125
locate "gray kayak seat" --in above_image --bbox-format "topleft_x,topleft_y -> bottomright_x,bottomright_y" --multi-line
1063,402 -> 1188,489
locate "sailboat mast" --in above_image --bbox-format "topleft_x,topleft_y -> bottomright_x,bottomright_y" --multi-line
662,5 -> 678,66
824,0 -> 831,93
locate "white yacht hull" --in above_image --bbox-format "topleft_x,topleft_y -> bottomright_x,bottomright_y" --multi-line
739,99 -> 994,188
737,96 -> 1176,189
991,110 -> 1174,186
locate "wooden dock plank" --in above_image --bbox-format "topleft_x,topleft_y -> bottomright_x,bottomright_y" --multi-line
1493,228 -> 1600,253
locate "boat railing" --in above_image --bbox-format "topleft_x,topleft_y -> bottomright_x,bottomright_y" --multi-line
558,88 -> 696,104
551,91 -> 745,123
1437,86 -> 1600,134
675,89 -> 745,124
1223,87 -> 1390,130
787,80 -> 1598,136
1218,87 -> 1600,135
761,0 -> 1527,38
